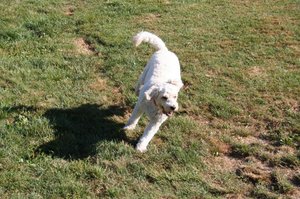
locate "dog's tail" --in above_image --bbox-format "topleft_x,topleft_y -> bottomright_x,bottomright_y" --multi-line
133,31 -> 168,51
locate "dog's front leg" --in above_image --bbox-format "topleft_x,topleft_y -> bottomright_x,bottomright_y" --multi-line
124,102 -> 143,130
136,115 -> 167,152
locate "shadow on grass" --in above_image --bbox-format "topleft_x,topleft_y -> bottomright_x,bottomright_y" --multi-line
36,104 -> 133,160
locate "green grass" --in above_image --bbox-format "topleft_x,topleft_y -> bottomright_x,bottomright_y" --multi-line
0,0 -> 299,198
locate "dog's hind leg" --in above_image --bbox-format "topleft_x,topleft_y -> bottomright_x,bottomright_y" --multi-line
124,103 -> 143,130
135,115 -> 168,152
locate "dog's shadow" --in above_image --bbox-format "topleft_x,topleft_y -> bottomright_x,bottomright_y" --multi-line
37,104 -> 133,160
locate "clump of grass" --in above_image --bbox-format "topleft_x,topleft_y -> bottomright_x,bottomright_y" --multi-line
230,143 -> 259,158
268,154 -> 300,168
231,128 -> 253,137
264,118 -> 300,147
267,130 -> 298,147
280,155 -> 300,168
270,171 -> 294,194
291,172 -> 300,187
251,183 -> 278,199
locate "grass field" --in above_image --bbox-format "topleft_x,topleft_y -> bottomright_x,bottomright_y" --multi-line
0,0 -> 299,198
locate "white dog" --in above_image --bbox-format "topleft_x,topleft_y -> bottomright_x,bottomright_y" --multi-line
124,31 -> 183,152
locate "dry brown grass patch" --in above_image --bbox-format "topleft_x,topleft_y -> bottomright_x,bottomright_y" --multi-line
247,66 -> 265,77
235,136 -> 268,146
236,164 -> 271,183
218,39 -> 235,50
259,16 -> 295,36
64,5 -> 75,16
133,13 -> 161,27
74,38 -> 94,55
209,137 -> 231,154
190,115 -> 210,126
89,77 -> 107,91
206,155 -> 242,173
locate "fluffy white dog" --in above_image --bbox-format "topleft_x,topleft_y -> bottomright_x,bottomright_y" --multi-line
124,31 -> 183,152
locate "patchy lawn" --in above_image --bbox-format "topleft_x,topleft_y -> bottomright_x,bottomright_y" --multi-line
0,0 -> 299,198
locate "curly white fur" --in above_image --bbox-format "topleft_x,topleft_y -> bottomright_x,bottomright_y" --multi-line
124,31 -> 183,152
133,31 -> 167,51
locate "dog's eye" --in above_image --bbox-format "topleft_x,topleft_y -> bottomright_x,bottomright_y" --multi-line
162,96 -> 168,100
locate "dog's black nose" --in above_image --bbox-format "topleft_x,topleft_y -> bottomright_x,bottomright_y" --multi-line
170,106 -> 176,111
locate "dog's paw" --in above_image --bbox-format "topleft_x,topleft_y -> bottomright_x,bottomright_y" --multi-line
136,143 -> 147,153
123,124 -> 136,131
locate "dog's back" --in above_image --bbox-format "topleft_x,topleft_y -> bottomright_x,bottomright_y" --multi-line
144,50 -> 181,86
133,31 -> 182,88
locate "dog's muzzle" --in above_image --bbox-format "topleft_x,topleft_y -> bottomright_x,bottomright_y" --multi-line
163,106 -> 176,116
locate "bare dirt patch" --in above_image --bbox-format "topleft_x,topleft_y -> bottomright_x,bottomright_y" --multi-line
275,145 -> 296,156
289,44 -> 300,55
143,13 -> 161,23
74,38 -> 94,55
64,5 -> 75,16
209,137 -> 231,154
285,98 -> 299,113
190,115 -> 210,126
248,66 -> 265,77
204,69 -> 219,78
225,193 -> 245,199
234,136 -> 268,146
218,39 -> 235,51
161,0 -> 171,4
289,189 -> 300,199
206,155 -> 243,172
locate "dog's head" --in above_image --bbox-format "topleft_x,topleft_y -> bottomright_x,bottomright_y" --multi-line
145,81 -> 183,116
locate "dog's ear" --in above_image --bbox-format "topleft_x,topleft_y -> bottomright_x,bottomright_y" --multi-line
168,80 -> 184,89
144,85 -> 159,101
